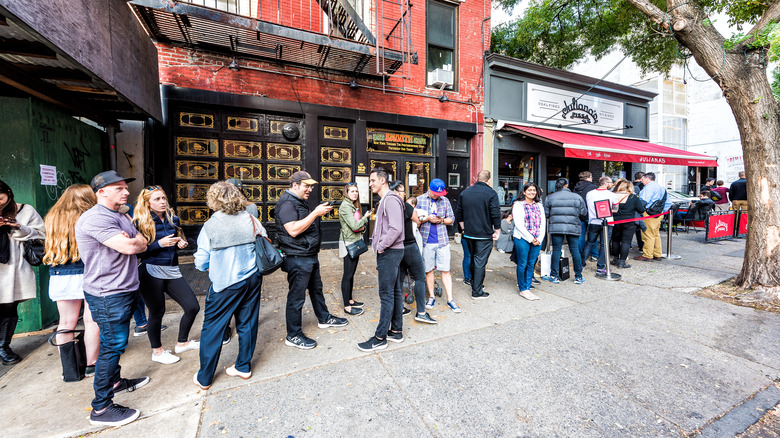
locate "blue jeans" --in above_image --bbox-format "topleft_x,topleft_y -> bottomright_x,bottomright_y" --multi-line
550,234 -> 583,279
578,221 -> 599,259
460,237 -> 472,281
133,294 -> 148,327
514,238 -> 542,291
583,224 -> 613,269
196,272 -> 262,386
83,291 -> 137,411
376,249 -> 404,339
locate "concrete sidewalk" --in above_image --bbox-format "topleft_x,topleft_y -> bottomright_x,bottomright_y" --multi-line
1,233 -> 778,437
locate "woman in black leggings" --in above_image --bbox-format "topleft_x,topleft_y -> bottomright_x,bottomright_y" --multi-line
133,186 -> 200,364
389,180 -> 437,324
338,182 -> 370,316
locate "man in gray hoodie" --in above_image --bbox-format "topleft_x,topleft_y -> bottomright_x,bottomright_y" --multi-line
358,168 -> 405,352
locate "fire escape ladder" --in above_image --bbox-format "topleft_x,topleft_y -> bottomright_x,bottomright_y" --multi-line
316,0 -> 376,45
375,0 -> 414,92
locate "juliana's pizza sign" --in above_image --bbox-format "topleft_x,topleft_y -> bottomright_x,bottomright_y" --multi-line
526,84 -> 625,133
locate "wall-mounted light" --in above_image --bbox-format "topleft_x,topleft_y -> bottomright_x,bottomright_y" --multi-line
228,57 -> 240,72
349,79 -> 359,89
439,94 -> 449,103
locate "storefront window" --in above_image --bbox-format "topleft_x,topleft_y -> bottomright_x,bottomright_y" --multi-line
603,161 -> 628,181
497,152 -> 536,205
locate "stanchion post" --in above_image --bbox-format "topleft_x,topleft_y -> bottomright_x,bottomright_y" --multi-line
596,218 -> 621,281
662,209 -> 681,260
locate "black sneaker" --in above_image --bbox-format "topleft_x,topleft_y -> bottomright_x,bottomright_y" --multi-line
471,292 -> 490,300
386,330 -> 404,343
357,336 -> 387,352
85,365 -> 96,378
531,278 -> 541,285
285,334 -> 317,350
402,307 -> 411,315
463,279 -> 472,286
318,316 -> 349,328
133,324 -> 167,337
222,326 -> 232,345
89,403 -> 140,427
113,376 -> 150,394
414,312 -> 438,324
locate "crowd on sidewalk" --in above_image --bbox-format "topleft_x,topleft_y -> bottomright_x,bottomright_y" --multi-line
0,166 -> 748,430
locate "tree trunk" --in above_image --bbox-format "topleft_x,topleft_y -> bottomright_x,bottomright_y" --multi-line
670,6 -> 780,290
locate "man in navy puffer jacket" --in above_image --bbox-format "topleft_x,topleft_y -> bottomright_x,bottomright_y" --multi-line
543,178 -> 587,284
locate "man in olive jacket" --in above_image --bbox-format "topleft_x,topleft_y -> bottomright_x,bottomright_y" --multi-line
543,178 -> 587,284
455,170 -> 501,299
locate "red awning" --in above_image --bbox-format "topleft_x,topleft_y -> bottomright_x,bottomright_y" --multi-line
505,125 -> 718,167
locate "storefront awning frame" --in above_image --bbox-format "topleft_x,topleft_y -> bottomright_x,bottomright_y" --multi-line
501,123 -> 718,167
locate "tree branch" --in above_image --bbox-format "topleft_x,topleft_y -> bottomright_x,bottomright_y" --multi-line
624,0 -> 666,26
747,0 -> 780,41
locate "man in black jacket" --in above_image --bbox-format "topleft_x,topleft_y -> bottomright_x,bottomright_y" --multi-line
543,178 -> 587,284
574,171 -> 599,261
729,171 -> 748,211
276,171 -> 348,350
455,170 -> 501,300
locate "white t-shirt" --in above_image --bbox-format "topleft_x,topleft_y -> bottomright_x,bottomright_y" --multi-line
586,189 -> 619,225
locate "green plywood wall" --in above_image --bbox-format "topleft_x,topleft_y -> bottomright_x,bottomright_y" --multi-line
1,97 -> 107,332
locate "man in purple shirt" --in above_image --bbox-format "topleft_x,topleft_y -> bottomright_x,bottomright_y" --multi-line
358,168 -> 405,352
75,171 -> 149,428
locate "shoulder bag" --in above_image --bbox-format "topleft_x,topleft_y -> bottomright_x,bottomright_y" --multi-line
251,216 -> 284,275
48,329 -> 86,382
345,237 -> 368,259
18,205 -> 44,266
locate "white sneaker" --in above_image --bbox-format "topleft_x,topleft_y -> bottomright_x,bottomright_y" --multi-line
152,350 -> 180,364
226,365 -> 252,380
174,340 -> 200,354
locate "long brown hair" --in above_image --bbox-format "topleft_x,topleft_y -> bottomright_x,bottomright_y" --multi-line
132,186 -> 176,244
0,180 -> 17,220
43,184 -> 97,265
342,182 -> 360,209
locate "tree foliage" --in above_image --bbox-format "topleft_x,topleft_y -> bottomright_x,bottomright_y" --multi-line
491,0 -> 777,78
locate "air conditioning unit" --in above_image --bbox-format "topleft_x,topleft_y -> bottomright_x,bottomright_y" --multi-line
428,68 -> 454,88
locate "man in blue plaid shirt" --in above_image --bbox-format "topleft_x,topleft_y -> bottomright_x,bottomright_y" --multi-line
416,179 -> 460,313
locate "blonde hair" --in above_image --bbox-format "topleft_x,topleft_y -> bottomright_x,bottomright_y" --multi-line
612,178 -> 633,194
132,186 -> 175,244
43,184 -> 96,265
207,181 -> 246,215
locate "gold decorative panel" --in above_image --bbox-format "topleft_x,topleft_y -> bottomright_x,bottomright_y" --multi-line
227,116 -> 259,132
267,143 -> 301,161
265,205 -> 276,223
266,185 -> 288,202
176,183 -> 210,202
224,162 -> 263,181
406,161 -> 431,198
370,160 -> 397,180
176,160 -> 218,180
269,119 -> 289,134
176,137 -> 218,157
321,166 -> 351,183
240,184 -> 263,203
179,206 -> 211,225
321,147 -> 351,164
179,112 -> 214,128
323,208 -> 339,221
224,140 -> 262,159
323,126 -> 349,140
321,186 -> 345,202
267,164 -> 300,181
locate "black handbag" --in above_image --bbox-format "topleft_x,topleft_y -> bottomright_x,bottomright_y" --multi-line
345,238 -> 368,259
251,217 -> 283,275
23,239 -> 45,266
48,329 -> 86,382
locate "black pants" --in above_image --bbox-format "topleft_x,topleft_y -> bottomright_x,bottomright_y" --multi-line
634,223 -> 644,251
341,253 -> 360,306
375,249 -> 404,338
283,256 -> 331,337
138,264 -> 200,348
612,223 -> 637,262
466,238 -> 493,296
399,242 -> 427,314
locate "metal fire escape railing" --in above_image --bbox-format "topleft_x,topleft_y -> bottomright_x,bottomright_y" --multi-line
375,0 -> 415,91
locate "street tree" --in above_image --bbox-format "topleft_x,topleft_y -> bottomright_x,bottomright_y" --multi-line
492,0 -> 780,294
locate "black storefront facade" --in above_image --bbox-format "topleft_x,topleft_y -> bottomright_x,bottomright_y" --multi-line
149,86 -> 476,244
483,54 -> 717,204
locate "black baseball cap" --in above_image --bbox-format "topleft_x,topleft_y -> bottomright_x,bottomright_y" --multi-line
90,170 -> 135,192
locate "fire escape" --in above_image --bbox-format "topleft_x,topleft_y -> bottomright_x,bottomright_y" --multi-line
129,0 -> 417,83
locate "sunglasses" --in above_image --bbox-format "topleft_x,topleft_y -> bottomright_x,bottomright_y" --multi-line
145,185 -> 162,191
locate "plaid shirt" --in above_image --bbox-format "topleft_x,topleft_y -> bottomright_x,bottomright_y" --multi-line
523,201 -> 543,238
416,192 -> 454,246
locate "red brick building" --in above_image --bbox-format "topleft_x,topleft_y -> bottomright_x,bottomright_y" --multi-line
130,0 -> 490,242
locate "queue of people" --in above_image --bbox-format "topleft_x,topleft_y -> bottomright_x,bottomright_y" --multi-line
0,163 -> 749,429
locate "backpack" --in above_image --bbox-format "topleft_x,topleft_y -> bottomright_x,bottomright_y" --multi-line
645,191 -> 667,216
710,190 -> 723,201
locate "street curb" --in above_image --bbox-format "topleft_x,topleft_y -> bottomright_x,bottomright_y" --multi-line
699,384 -> 780,437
